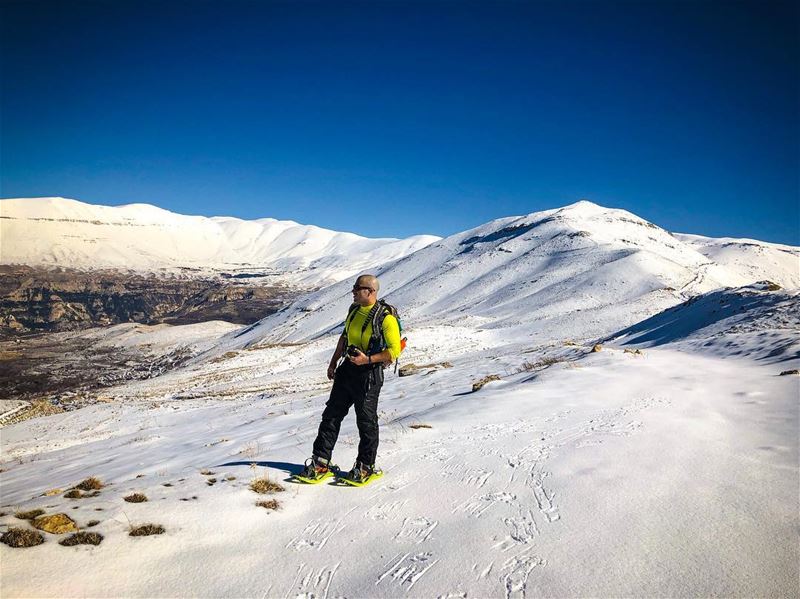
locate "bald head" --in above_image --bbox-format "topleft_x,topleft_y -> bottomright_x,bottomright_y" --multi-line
356,274 -> 380,294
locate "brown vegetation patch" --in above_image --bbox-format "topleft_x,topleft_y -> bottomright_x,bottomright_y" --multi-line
64,489 -> 83,499
129,524 -> 165,536
1,527 -> 45,548
200,469 -> 215,475
15,508 -> 45,520
591,344 -> 603,352
472,374 -> 501,392
256,499 -> 280,510
624,348 -> 643,356
250,477 -> 285,494
211,351 -> 239,363
86,520 -> 100,527
75,477 -> 104,491
409,423 -> 433,430
59,532 -> 103,546
399,361 -> 453,377
518,357 -> 563,372
124,493 -> 148,503
42,488 -> 62,496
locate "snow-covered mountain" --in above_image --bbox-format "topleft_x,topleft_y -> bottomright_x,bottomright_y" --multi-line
225,200 -> 799,351
0,197 -> 440,287
2,201 -> 797,597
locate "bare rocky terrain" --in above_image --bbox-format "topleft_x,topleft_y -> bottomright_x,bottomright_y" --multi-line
0,326 -> 206,424
0,265 -> 295,336
0,265 -> 303,424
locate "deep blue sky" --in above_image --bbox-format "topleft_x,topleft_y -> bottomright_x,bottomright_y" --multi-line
1,1 -> 798,243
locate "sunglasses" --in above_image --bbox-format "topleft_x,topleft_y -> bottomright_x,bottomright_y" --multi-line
352,286 -> 374,292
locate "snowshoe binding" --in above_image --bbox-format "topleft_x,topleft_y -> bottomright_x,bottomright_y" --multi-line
293,456 -> 337,484
339,461 -> 384,487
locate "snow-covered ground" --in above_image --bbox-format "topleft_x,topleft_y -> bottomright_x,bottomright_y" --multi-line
1,201 -> 798,597
1,285 -> 798,597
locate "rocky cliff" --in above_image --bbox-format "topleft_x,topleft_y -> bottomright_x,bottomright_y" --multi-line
0,266 -> 294,335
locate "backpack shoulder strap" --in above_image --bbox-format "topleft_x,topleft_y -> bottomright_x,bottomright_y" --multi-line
343,303 -> 360,337
361,302 -> 381,336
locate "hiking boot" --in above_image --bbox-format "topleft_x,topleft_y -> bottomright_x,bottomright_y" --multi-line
345,460 -> 375,484
299,456 -> 334,481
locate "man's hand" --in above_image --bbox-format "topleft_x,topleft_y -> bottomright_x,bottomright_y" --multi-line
327,363 -> 337,380
347,348 -> 369,366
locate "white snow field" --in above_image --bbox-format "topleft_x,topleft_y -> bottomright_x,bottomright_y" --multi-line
1,201 -> 798,597
0,197 -> 439,287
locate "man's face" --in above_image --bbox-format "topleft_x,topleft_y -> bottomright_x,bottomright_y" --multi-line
352,280 -> 375,305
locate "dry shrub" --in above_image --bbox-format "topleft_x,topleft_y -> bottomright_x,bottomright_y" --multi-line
472,374 -> 501,392
399,361 -> 453,377
63,489 -> 83,499
591,344 -> 603,353
250,477 -> 285,494
59,532 -> 103,546
519,357 -> 563,372
42,488 -> 62,496
200,469 -> 215,476
211,351 -> 239,363
256,499 -> 280,511
129,524 -> 165,536
75,477 -> 104,491
225,475 -> 236,481
780,369 -> 799,376
86,520 -> 100,527
1,527 -> 44,548
15,509 -> 45,520
409,424 -> 432,430
124,493 -> 148,503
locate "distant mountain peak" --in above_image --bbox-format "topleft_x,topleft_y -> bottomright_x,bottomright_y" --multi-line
0,197 -> 440,287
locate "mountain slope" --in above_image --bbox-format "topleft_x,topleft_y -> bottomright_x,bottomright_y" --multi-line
609,283 -> 800,362
225,200 -> 798,351
0,197 -> 439,287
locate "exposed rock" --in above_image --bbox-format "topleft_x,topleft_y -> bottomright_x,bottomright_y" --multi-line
0,265 -> 294,336
779,369 -> 799,376
591,344 -> 603,352
32,513 -> 78,534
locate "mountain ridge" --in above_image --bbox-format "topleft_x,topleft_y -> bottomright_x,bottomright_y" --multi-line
221,200 -> 798,353
0,197 -> 440,287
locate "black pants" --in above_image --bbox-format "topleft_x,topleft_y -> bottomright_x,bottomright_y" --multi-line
312,360 -> 384,466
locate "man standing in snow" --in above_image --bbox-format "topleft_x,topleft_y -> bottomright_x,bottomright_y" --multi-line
298,274 -> 402,485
